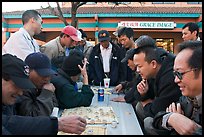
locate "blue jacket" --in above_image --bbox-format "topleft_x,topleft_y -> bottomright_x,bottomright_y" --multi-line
88,42 -> 125,86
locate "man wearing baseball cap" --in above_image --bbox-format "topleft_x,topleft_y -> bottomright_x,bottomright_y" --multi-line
88,30 -> 125,86
15,52 -> 59,117
2,54 -> 87,135
40,25 -> 82,70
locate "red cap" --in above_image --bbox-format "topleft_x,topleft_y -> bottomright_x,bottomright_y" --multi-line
62,26 -> 81,41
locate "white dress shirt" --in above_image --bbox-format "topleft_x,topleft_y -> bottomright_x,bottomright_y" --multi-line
2,27 -> 40,61
100,42 -> 112,73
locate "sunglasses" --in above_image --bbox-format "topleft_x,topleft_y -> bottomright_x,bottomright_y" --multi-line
173,68 -> 197,80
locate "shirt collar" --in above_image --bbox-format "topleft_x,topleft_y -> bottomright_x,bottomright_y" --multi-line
20,27 -> 33,41
100,42 -> 112,50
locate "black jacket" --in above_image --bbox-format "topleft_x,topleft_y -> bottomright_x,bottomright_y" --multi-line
2,104 -> 58,135
88,42 -> 125,86
152,96 -> 202,135
143,52 -> 182,117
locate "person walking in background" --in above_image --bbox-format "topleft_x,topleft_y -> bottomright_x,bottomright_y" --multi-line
2,10 -> 42,61
182,22 -> 200,41
15,52 -> 58,117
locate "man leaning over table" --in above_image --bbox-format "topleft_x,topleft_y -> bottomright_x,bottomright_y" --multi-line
2,54 -> 87,135
15,52 -> 58,117
51,49 -> 94,109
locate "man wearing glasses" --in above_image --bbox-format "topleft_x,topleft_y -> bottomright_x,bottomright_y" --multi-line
2,10 -> 43,61
146,41 -> 202,135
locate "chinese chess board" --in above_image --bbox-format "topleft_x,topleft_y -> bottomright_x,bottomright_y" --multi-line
61,106 -> 118,124
58,125 -> 107,135
91,87 -> 114,94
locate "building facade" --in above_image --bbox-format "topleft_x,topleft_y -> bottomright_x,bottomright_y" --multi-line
2,2 -> 202,53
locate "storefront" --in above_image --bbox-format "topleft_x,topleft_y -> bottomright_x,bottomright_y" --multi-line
2,5 -> 202,53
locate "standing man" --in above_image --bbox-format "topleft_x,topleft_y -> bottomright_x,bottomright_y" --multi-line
2,10 -> 43,61
2,54 -> 87,135
40,26 -> 82,69
75,29 -> 94,61
88,30 -> 124,86
15,52 -> 58,116
182,22 -> 200,41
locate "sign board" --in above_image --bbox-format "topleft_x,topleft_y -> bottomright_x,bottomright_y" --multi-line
118,21 -> 176,29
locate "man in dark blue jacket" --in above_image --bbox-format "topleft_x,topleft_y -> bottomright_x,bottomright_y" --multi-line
2,54 -> 87,135
88,30 -> 125,86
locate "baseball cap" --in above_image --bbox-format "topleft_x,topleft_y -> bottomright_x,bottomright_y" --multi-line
98,30 -> 111,42
25,52 -> 57,77
2,54 -> 36,89
121,49 -> 136,63
113,26 -> 125,37
62,26 -> 81,41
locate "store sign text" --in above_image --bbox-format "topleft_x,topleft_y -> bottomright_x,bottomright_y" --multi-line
118,21 -> 176,29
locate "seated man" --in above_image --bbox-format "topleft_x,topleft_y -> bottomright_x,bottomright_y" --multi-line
15,52 -> 58,116
51,49 -> 94,109
145,41 -> 202,135
2,54 -> 87,135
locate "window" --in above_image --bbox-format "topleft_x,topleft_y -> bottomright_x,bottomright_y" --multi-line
187,2 -> 202,4
155,38 -> 174,53
152,2 -> 175,4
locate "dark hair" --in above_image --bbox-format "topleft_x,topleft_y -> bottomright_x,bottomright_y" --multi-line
135,35 -> 157,48
22,10 -> 41,25
118,27 -> 134,39
2,73 -> 11,81
189,47 -> 202,78
182,22 -> 199,37
177,40 -> 202,53
134,46 -> 162,64
178,40 -> 202,78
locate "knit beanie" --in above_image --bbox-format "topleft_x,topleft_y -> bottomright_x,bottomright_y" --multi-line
62,49 -> 84,76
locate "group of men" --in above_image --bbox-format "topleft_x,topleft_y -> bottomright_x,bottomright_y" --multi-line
2,9 -> 202,135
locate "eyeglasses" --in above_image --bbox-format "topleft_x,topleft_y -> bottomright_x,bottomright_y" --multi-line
173,68 -> 197,80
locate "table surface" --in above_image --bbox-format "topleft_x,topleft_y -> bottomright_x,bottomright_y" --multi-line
90,89 -> 143,135
58,87 -> 143,135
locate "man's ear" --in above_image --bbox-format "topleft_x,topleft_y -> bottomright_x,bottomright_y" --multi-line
151,60 -> 158,69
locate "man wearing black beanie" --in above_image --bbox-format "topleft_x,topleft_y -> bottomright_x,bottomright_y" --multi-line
51,49 -> 94,109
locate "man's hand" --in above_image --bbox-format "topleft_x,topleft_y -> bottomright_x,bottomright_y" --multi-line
114,84 -> 123,93
137,79 -> 149,96
58,115 -> 87,135
111,96 -> 125,102
43,83 -> 55,93
168,113 -> 201,135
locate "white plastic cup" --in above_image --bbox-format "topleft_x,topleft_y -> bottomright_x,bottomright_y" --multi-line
104,78 -> 110,88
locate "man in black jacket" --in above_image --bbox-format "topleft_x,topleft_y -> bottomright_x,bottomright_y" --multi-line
2,54 -> 86,135
88,30 -> 125,86
145,41 -> 202,135
133,46 -> 182,131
